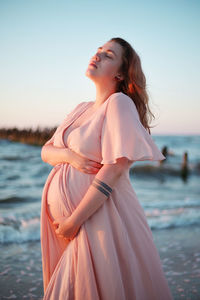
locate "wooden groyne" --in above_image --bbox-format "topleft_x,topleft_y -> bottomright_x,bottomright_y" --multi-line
0,127 -> 57,146
1,127 -> 198,181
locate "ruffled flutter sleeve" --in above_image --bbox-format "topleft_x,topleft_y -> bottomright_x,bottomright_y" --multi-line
100,93 -> 166,164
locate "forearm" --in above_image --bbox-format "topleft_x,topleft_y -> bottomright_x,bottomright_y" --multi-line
70,163 -> 124,228
41,144 -> 72,166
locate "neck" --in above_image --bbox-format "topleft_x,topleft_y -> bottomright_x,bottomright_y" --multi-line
93,82 -> 116,109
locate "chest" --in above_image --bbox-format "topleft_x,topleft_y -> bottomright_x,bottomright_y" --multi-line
63,108 -> 106,162
65,105 -> 95,135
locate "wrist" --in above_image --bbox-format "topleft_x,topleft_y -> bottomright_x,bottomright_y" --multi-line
69,212 -> 82,228
63,147 -> 73,164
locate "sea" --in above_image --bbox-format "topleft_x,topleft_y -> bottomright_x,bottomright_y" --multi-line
0,135 -> 199,244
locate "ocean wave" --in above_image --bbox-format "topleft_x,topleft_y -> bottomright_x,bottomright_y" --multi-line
0,154 -> 40,161
150,219 -> 200,230
0,216 -> 40,244
130,163 -> 200,177
0,213 -> 200,244
0,136 -> 199,244
0,196 -> 36,205
143,200 -> 200,210
6,174 -> 20,180
0,155 -> 24,161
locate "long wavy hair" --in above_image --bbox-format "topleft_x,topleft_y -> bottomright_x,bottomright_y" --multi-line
110,37 -> 155,134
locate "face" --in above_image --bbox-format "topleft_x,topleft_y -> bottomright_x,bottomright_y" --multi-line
85,41 -> 123,85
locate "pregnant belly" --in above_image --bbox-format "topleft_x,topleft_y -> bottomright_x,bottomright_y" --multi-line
46,164 -> 96,222
47,169 -> 64,222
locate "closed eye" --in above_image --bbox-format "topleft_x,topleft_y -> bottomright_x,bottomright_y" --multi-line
96,48 -> 113,59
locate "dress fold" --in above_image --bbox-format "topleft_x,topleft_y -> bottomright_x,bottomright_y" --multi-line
40,92 -> 172,299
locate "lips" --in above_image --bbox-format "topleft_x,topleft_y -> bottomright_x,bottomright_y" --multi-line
89,62 -> 97,68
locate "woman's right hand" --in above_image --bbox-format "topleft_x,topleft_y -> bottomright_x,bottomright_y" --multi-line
41,143 -> 103,173
68,148 -> 103,174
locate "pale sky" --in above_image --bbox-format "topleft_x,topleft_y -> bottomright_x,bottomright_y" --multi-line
0,0 -> 199,134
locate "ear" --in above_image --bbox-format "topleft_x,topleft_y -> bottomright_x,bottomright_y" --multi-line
115,74 -> 124,81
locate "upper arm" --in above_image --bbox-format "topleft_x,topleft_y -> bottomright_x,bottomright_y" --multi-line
100,92 -> 165,164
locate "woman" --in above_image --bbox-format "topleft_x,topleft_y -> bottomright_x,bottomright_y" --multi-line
40,37 -> 173,299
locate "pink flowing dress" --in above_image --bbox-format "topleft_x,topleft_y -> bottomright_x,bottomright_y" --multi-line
40,92 -> 173,299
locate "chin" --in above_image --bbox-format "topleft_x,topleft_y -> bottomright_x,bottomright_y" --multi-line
85,69 -> 96,81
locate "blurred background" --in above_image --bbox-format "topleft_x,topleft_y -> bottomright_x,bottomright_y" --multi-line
0,0 -> 200,299
0,0 -> 199,133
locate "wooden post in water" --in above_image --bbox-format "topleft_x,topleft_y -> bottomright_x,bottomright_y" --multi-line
181,151 -> 189,180
159,145 -> 168,165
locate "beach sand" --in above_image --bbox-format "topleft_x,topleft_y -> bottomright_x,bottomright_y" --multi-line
0,226 -> 200,300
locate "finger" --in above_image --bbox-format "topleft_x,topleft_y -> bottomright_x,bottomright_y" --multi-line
88,167 -> 100,172
82,167 -> 98,174
94,163 -> 103,168
87,169 -> 98,174
55,229 -> 61,235
87,166 -> 99,172
53,221 -> 59,225
88,161 -> 102,168
63,237 -> 71,242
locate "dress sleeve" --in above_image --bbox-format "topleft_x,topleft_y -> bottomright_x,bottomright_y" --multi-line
44,102 -> 85,146
100,93 -> 166,164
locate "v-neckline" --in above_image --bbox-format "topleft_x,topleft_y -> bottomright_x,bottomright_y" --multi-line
62,101 -> 95,147
62,92 -> 122,147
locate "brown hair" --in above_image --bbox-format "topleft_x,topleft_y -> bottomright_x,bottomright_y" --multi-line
110,37 -> 155,134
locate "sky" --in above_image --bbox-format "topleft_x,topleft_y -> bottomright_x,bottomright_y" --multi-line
0,0 -> 199,134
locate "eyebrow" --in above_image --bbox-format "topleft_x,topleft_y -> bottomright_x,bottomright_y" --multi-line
97,47 -> 117,57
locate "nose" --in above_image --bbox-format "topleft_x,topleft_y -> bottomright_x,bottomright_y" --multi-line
93,52 -> 100,61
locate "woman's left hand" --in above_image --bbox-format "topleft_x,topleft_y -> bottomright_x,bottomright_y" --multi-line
53,216 -> 81,241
